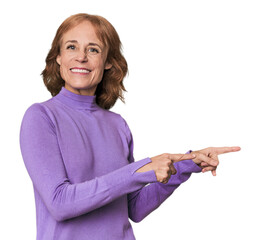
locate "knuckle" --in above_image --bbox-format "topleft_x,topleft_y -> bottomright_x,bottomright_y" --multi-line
163,173 -> 169,179
199,152 -> 204,157
209,147 -> 214,152
166,162 -> 172,168
160,177 -> 165,182
162,163 -> 169,169
162,153 -> 170,159
166,166 -> 171,172
167,158 -> 172,164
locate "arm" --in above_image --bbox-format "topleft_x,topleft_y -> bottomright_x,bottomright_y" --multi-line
19,104 -> 157,222
128,159 -> 201,222
124,121 -> 201,223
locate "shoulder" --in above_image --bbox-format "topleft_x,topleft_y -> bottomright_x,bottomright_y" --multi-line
23,100 -> 51,118
23,94 -> 61,117
21,101 -> 55,129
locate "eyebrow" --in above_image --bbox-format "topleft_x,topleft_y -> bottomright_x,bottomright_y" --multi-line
64,40 -> 102,49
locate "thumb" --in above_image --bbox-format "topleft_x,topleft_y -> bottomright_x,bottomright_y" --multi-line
170,153 -> 196,163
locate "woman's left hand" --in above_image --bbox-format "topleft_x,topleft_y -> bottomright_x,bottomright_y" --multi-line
192,146 -> 241,176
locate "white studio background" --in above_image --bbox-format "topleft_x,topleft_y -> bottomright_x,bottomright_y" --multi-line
1,0 -> 259,239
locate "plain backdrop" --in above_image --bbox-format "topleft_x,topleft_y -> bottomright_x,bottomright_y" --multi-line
1,0 -> 259,239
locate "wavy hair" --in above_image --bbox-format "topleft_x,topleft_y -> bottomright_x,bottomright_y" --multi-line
41,13 -> 128,110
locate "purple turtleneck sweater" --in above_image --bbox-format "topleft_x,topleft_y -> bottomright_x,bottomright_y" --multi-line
19,87 -> 201,240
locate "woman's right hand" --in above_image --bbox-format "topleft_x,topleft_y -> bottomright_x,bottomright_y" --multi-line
136,153 -> 196,184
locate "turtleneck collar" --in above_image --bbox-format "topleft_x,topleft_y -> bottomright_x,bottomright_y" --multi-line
54,87 -> 99,111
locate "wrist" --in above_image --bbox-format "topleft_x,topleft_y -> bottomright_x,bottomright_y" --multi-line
136,162 -> 153,173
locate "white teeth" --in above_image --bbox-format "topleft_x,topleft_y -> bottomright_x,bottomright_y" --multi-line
71,69 -> 90,73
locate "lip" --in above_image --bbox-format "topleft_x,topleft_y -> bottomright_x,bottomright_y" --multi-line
70,67 -> 91,75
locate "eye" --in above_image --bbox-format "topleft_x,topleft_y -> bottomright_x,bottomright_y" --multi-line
88,47 -> 99,54
66,44 -> 76,50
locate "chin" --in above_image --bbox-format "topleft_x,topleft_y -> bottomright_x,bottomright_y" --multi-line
65,81 -> 98,95
67,81 -> 90,89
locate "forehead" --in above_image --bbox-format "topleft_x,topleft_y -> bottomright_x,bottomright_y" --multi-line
61,21 -> 103,46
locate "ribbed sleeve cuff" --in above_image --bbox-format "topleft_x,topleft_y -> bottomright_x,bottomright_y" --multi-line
105,157 -> 157,201
131,157 -> 157,181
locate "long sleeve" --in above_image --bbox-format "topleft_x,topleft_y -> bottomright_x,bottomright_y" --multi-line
125,121 -> 202,223
19,104 -> 157,222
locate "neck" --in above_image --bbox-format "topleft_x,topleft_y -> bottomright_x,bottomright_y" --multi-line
64,84 -> 96,96
54,86 -> 99,111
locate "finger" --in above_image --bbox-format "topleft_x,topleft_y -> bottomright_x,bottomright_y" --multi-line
158,177 -> 165,183
202,167 -> 217,176
169,153 -> 196,163
213,146 -> 241,155
201,166 -> 217,173
199,154 -> 219,167
170,165 -> 177,175
161,178 -> 169,184
209,154 -> 219,165
202,166 -> 216,173
200,162 -> 209,167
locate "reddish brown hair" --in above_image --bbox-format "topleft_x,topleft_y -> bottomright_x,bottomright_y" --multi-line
41,13 -> 128,110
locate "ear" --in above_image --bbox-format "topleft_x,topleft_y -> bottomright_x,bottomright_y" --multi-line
56,55 -> 61,65
104,62 -> 112,70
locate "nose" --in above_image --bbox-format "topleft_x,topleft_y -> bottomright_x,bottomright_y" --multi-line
76,49 -> 88,62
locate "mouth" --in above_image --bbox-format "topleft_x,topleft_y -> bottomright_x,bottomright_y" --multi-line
70,67 -> 91,74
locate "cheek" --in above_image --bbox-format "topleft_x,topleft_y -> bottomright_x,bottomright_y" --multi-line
59,56 -> 71,72
59,62 -> 67,74
60,55 -> 70,67
58,51 -> 74,67
95,57 -> 108,70
58,58 -> 71,81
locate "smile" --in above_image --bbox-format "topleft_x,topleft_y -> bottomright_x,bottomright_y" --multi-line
70,68 -> 91,74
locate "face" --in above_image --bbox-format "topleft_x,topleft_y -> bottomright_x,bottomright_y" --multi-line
56,21 -> 112,95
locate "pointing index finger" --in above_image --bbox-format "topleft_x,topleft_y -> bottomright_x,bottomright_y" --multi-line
214,146 -> 241,155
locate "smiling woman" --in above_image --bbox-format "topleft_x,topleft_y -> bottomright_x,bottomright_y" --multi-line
41,13 -> 127,109
56,21 -> 112,96
19,13 -> 240,240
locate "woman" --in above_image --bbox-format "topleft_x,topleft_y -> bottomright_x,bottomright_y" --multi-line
19,13 -> 240,240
